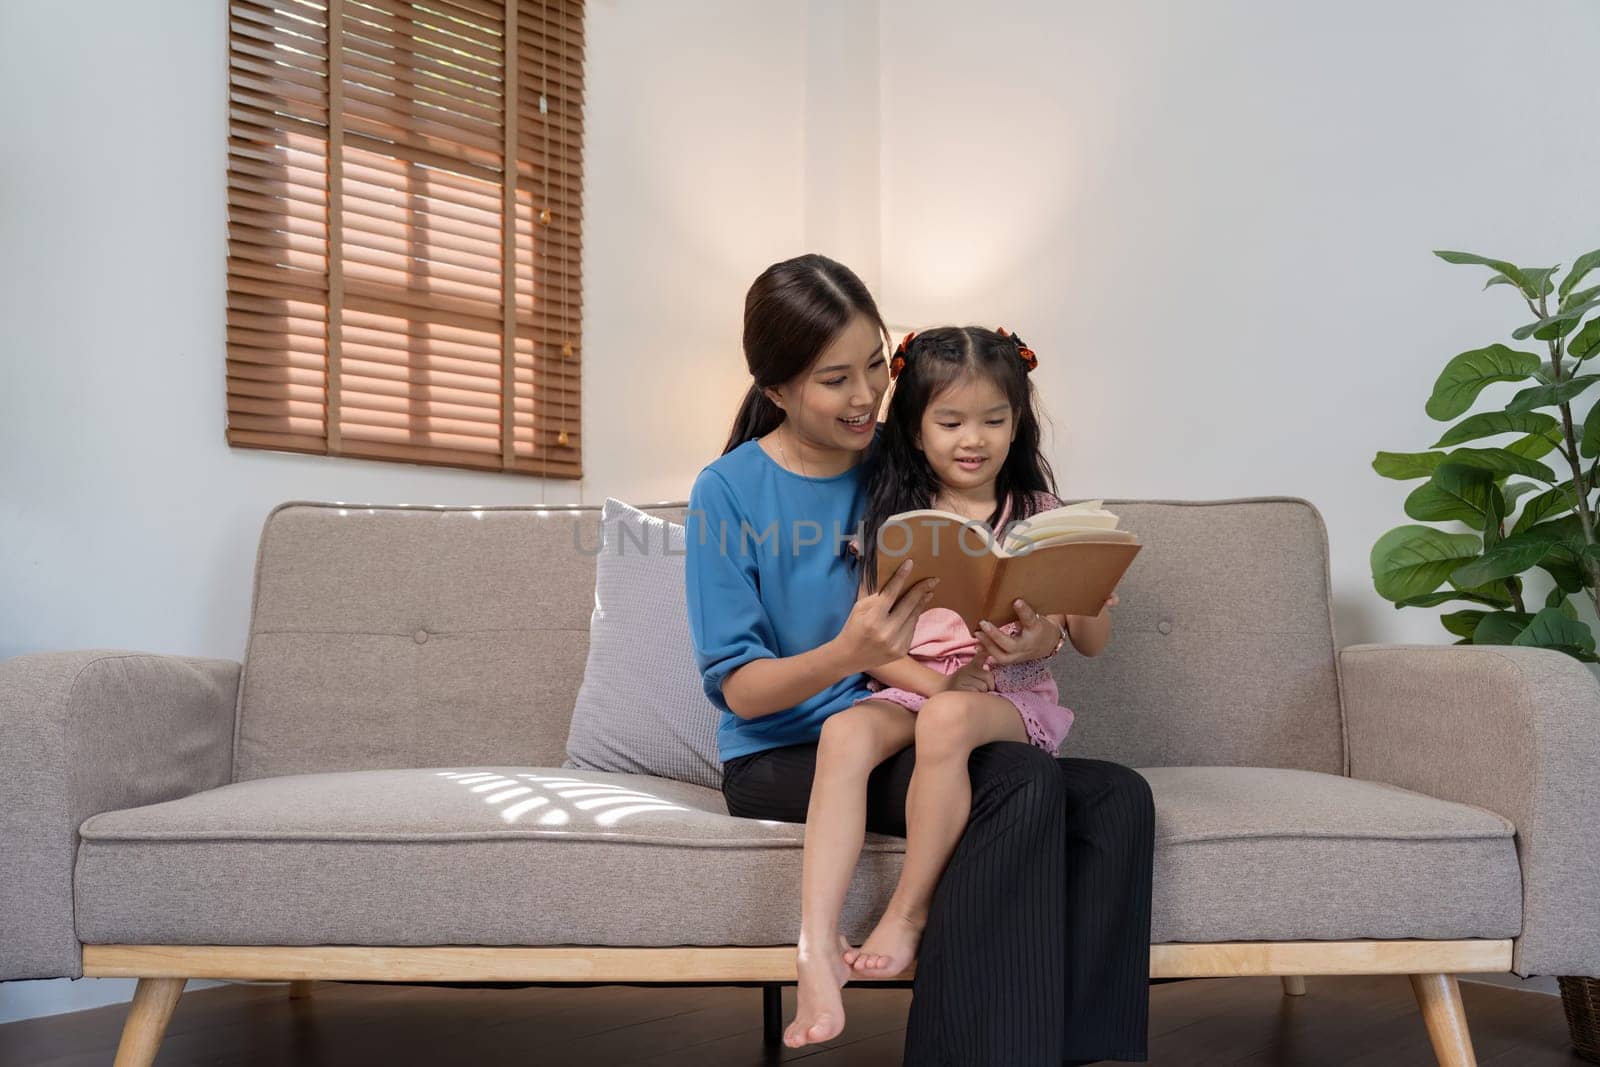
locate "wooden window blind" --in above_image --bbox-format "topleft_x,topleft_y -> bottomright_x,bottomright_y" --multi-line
226,0 -> 584,478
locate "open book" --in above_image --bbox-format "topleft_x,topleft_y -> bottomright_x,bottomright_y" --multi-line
872,499 -> 1141,630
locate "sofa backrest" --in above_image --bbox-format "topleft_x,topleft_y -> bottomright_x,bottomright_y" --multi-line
233,496 -> 1343,782
1051,497 -> 1343,774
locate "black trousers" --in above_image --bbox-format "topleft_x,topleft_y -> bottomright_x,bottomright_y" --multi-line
722,740 -> 1154,1066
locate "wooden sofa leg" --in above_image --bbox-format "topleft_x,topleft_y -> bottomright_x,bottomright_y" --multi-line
1410,973 -> 1477,1067
289,980 -> 314,1000
113,977 -> 187,1067
762,983 -> 782,1047
1282,976 -> 1307,996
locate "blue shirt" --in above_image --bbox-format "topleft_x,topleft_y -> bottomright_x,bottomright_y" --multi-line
685,438 -> 875,762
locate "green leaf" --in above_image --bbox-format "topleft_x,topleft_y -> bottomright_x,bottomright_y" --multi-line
1403,464 -> 1499,525
1435,250 -> 1551,298
1438,446 -> 1555,482
1542,560 -> 1590,594
1456,574 -> 1522,597
1523,513 -> 1583,540
1426,346 -> 1543,420
1571,319 -> 1600,363
1583,401 -> 1600,458
1441,610 -> 1489,639
1483,480 -> 1507,549
1503,480 -> 1540,508
1560,249 -> 1600,300
1533,518 -> 1590,570
1512,606 -> 1597,657
1506,375 -> 1600,415
1373,451 -> 1447,480
1450,527 -> 1563,586
1433,411 -> 1559,448
1523,266 -> 1562,300
1563,285 -> 1600,312
1532,286 -> 1600,341
1506,432 -> 1561,461
1522,518 -> 1591,592
1513,295 -> 1600,340
1371,524 -> 1483,602
1549,587 -> 1580,619
1472,611 -> 1535,644
1393,588 -> 1514,609
1513,479 -> 1584,535
1534,358 -> 1581,384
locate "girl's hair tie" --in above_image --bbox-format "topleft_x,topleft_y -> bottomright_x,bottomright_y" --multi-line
889,330 -> 916,380
996,327 -> 1038,372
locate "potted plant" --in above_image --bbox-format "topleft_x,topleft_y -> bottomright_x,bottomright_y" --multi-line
1370,247 -> 1600,1059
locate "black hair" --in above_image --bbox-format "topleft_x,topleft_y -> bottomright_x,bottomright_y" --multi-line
721,254 -> 890,455
858,326 -> 1059,586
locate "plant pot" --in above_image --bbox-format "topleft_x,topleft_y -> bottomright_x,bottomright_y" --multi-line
1560,976 -> 1600,1063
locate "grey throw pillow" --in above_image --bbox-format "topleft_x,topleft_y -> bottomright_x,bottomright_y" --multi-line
562,497 -> 722,790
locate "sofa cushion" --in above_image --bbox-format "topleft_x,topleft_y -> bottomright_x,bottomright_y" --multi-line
1142,767 -> 1520,941
75,766 -> 905,948
232,502 -> 690,782
562,498 -> 722,790
73,766 -> 1520,948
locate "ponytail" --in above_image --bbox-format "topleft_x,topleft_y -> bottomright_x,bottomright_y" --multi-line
721,383 -> 786,455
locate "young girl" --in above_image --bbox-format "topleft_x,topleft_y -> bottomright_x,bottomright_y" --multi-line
797,325 -> 1118,1001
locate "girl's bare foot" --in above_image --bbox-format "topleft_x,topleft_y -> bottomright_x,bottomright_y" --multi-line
784,933 -> 854,1048
850,910 -> 925,976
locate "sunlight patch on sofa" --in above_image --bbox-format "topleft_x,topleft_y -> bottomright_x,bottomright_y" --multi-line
435,770 -> 690,828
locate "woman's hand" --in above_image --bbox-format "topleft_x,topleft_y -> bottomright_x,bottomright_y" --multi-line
835,560 -> 940,674
972,598 -> 1065,665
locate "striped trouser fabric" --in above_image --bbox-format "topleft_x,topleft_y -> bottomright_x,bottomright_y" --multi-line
720,740 -> 1155,1066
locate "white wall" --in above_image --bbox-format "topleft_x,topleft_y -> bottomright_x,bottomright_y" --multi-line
0,0 -> 810,1023
4,0 -> 1595,1025
878,0 -> 1600,648
0,0 -> 811,673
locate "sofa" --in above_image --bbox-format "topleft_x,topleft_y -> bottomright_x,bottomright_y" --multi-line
3,496 -> 1597,1067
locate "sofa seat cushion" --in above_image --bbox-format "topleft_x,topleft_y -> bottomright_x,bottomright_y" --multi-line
74,767 -> 907,947
74,766 -> 1522,948
1142,766 -> 1520,942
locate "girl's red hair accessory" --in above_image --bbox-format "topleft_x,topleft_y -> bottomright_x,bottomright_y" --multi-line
889,331 -> 915,380
997,327 -> 1038,372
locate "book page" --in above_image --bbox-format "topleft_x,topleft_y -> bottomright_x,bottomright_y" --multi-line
1010,528 -> 1140,553
1000,500 -> 1121,554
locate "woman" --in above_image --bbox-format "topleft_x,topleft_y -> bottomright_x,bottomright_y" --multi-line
684,253 -> 1154,1065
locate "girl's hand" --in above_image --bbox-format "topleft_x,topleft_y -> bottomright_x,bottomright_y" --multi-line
943,658 -> 994,693
972,599 -> 1063,665
837,561 -> 940,674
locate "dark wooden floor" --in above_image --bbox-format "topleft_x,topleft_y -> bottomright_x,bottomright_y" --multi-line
0,976 -> 1579,1066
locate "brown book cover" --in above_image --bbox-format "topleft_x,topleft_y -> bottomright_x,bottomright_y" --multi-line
872,501 -> 1142,629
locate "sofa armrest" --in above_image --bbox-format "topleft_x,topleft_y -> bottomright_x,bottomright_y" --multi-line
0,650 -> 238,980
1340,642 -> 1600,977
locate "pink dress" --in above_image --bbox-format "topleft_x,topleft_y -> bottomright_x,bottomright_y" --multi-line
849,491 -> 1075,755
